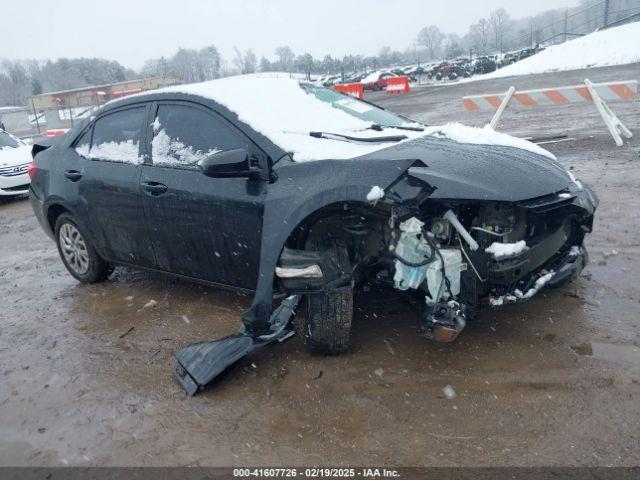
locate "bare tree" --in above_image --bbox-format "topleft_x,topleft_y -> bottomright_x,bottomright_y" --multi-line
0,60 -> 30,105
170,48 -> 201,82
378,46 -> 392,66
198,45 -> 221,80
274,46 -> 295,72
233,48 -> 257,75
488,8 -> 512,53
417,26 -> 445,60
469,18 -> 491,54
444,33 -> 464,58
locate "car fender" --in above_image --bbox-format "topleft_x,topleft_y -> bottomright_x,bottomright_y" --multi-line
241,156 -> 420,330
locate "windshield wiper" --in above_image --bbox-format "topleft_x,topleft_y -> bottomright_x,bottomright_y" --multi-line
309,131 -> 407,144
370,123 -> 425,132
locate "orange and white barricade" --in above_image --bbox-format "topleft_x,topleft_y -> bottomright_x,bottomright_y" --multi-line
386,76 -> 410,94
45,128 -> 69,137
462,79 -> 637,146
333,83 -> 364,100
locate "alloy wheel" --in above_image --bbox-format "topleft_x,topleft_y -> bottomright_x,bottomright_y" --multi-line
59,223 -> 90,275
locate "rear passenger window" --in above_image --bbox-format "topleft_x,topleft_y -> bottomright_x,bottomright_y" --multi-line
151,104 -> 247,168
76,107 -> 146,164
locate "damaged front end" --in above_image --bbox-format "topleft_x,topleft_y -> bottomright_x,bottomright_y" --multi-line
276,164 -> 598,346
373,166 -> 598,340
172,145 -> 597,395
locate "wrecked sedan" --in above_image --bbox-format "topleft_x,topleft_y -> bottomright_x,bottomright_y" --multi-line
29,76 -> 597,392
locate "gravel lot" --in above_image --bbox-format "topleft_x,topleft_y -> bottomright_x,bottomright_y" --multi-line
1,63 -> 639,467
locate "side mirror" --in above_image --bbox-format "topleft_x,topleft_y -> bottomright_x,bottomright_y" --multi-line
199,148 -> 262,178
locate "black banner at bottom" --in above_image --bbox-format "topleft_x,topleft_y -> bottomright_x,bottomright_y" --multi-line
0,467 -> 638,480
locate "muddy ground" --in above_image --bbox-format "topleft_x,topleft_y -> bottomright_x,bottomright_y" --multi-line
1,64 -> 639,467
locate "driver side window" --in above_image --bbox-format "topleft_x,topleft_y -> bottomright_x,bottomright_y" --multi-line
151,104 -> 247,168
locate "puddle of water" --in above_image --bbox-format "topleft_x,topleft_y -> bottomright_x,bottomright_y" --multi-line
571,341 -> 640,365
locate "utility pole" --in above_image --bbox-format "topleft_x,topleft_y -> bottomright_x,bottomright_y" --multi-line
530,22 -> 534,48
564,10 -> 568,43
604,0 -> 610,27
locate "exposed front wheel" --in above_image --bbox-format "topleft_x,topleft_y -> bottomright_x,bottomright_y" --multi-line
304,240 -> 353,355
55,213 -> 113,283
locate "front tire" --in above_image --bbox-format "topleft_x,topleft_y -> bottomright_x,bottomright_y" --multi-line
304,239 -> 353,356
55,213 -> 112,283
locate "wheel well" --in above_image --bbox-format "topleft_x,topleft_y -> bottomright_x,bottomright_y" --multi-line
47,204 -> 69,232
285,202 -> 368,250
284,202 -> 390,266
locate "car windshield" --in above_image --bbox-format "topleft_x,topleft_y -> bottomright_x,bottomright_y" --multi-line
0,131 -> 21,149
301,83 -> 414,128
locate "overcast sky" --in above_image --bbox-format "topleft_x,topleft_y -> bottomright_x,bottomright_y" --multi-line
6,0 -> 580,68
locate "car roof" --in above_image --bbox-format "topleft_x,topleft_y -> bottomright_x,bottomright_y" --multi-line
95,74 -> 421,162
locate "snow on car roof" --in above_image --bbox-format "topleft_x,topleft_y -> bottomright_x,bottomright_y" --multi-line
158,73 -> 426,161
359,70 -> 396,84
114,73 -> 554,162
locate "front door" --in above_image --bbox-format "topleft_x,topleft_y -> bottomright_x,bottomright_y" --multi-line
140,101 -> 265,289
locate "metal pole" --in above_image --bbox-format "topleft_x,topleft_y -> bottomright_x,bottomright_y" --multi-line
30,98 -> 41,135
489,86 -> 515,130
530,22 -> 534,48
564,10 -> 568,43
604,0 -> 610,27
584,78 -> 632,147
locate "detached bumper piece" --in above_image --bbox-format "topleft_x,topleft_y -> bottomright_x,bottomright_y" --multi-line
173,295 -> 301,396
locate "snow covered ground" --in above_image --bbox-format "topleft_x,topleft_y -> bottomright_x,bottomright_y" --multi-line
480,22 -> 640,80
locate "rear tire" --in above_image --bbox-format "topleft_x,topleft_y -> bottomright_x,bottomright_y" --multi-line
55,213 -> 112,283
304,239 -> 353,356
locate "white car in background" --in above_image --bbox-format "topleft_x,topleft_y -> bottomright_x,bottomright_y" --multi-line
0,130 -> 32,197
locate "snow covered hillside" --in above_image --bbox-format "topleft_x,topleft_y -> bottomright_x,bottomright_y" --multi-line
484,21 -> 640,79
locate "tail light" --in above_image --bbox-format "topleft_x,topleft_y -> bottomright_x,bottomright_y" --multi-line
27,162 -> 37,180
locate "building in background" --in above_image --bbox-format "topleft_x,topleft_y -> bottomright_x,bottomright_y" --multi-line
0,107 -> 31,134
28,77 -> 182,134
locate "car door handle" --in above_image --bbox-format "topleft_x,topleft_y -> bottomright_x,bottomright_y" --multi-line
64,170 -> 82,181
141,181 -> 168,195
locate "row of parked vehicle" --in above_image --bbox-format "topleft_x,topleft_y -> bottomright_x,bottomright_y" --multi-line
317,63 -> 430,90
318,45 -> 544,88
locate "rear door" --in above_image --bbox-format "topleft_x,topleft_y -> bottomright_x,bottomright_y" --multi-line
140,101 -> 265,289
76,104 -> 156,267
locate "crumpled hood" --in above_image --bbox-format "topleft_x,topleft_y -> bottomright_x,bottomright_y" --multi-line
356,135 -> 574,202
0,145 -> 32,168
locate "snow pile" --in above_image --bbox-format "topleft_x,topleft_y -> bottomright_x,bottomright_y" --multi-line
568,245 -> 582,256
442,385 -> 456,399
515,271 -> 556,299
484,22 -> 640,79
485,240 -> 528,260
366,185 -> 385,203
424,123 -> 556,160
76,140 -> 142,164
489,294 -> 518,306
151,118 -> 220,166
